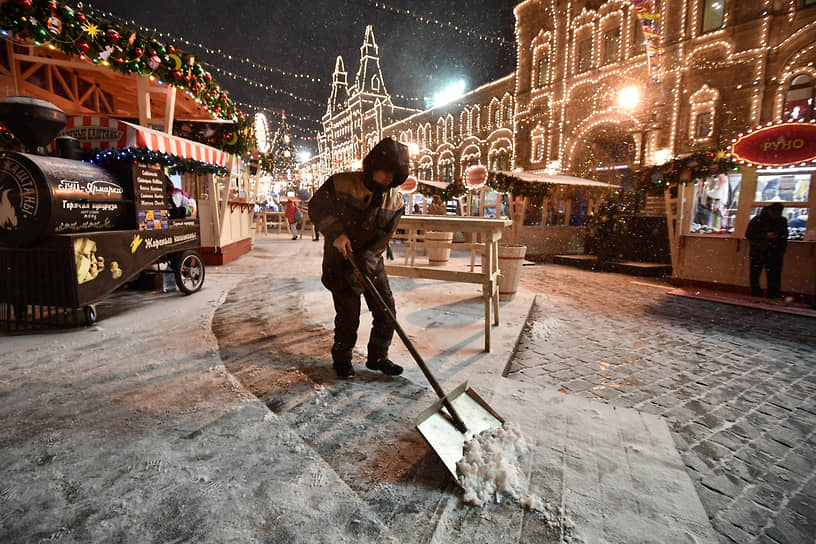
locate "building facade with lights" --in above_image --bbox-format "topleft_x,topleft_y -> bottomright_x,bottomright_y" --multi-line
317,26 -> 420,176
512,0 -> 816,181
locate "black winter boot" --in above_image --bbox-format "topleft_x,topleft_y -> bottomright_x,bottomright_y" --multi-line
366,357 -> 403,376
332,348 -> 355,379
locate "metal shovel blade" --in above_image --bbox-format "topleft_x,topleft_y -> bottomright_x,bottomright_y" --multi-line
416,381 -> 504,482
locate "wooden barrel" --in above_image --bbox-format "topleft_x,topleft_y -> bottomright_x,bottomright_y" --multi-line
425,231 -> 453,266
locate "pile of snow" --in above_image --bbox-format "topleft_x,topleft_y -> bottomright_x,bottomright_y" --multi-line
456,422 -> 528,506
526,317 -> 560,342
456,422 -> 579,541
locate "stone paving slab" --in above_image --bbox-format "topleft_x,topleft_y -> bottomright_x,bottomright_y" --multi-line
509,263 -> 816,544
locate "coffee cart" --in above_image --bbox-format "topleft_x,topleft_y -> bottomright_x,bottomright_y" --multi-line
0,97 -> 206,329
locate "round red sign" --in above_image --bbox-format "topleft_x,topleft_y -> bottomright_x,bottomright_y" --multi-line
730,122 -> 816,168
465,165 -> 487,188
399,175 -> 417,194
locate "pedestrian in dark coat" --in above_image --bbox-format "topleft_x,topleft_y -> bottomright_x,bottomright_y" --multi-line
308,138 -> 410,378
746,203 -> 788,301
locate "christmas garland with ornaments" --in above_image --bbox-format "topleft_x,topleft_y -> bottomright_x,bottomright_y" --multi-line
636,150 -> 739,195
0,0 -> 252,155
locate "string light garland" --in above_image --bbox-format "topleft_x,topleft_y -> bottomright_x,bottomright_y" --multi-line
202,63 -> 324,106
91,147 -> 229,177
83,2 -> 324,84
364,0 -> 512,48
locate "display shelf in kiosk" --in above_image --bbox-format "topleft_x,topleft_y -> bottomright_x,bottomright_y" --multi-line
0,96 -> 205,329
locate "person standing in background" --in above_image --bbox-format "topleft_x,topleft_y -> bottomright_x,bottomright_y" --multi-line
285,199 -> 302,240
746,203 -> 788,303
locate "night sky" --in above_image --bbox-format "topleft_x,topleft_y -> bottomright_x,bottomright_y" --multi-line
87,0 -> 518,154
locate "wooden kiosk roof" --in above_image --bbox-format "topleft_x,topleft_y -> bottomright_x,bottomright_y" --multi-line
0,42 -> 224,132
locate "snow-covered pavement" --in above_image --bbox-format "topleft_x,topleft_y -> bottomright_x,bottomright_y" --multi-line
0,237 -> 719,543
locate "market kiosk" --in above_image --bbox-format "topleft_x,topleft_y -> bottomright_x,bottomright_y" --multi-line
666,121 -> 816,302
0,97 -> 206,328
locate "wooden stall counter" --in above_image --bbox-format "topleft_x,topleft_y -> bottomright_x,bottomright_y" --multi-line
386,215 -> 511,352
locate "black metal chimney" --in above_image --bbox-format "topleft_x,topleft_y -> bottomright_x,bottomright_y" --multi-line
0,96 -> 67,153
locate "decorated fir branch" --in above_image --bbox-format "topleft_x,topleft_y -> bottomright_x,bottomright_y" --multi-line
635,150 -> 738,195
0,0 -> 252,154
91,147 -> 229,177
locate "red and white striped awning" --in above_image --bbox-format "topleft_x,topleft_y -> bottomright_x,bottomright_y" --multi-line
58,116 -> 228,167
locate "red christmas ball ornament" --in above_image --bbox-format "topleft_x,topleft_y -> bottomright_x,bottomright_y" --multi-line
113,56 -> 124,65
105,29 -> 119,43
76,39 -> 90,54
134,47 -> 143,57
14,0 -> 33,9
76,12 -> 86,23
170,70 -> 182,80
203,72 -> 212,82
167,44 -> 175,54
46,0 -> 57,11
183,74 -> 191,82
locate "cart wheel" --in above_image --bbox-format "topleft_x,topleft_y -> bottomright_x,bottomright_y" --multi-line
174,250 -> 205,295
83,305 -> 97,325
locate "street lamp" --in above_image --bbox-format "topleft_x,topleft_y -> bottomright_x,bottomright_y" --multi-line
618,87 -> 640,110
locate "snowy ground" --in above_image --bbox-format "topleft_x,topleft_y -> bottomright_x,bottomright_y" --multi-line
0,237 -> 718,543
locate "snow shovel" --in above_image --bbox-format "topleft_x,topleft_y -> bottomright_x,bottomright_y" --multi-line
349,253 -> 504,481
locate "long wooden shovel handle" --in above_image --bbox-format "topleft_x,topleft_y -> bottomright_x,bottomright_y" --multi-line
349,254 -> 468,433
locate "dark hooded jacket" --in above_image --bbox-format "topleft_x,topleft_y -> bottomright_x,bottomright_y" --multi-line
746,204 -> 788,254
309,139 -> 409,291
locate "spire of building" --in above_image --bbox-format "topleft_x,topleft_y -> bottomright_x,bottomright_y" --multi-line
353,25 -> 388,98
327,56 -> 348,115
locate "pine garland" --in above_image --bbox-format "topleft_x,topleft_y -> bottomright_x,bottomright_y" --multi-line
0,0 -> 250,153
636,150 -> 738,195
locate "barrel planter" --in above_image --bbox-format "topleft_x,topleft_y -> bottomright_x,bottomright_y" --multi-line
425,231 -> 453,266
497,244 -> 527,301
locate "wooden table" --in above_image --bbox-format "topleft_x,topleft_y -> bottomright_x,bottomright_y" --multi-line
385,215 -> 511,352
255,211 -> 287,234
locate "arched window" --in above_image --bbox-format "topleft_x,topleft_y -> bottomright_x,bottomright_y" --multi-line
504,102 -> 513,127
702,0 -> 724,33
537,54 -> 549,87
784,74 -> 815,121
460,109 -> 470,136
472,106 -> 481,133
371,76 -> 380,91
446,115 -> 454,140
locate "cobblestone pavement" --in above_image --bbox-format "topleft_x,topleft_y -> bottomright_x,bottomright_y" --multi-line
509,264 -> 816,544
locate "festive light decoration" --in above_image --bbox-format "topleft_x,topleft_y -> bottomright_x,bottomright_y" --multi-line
0,0 -> 243,128
630,0 -> 664,81
635,150 -> 737,196
365,0 -> 511,48
83,2 -> 325,84
254,113 -> 270,153
202,63 -> 323,107
91,147 -> 229,177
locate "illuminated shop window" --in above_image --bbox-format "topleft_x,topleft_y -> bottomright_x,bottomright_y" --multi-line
755,174 -> 810,203
537,55 -> 549,87
577,38 -> 593,73
702,0 -> 725,33
603,28 -> 620,65
690,173 -> 742,235
783,74 -> 815,121
753,173 -> 811,240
